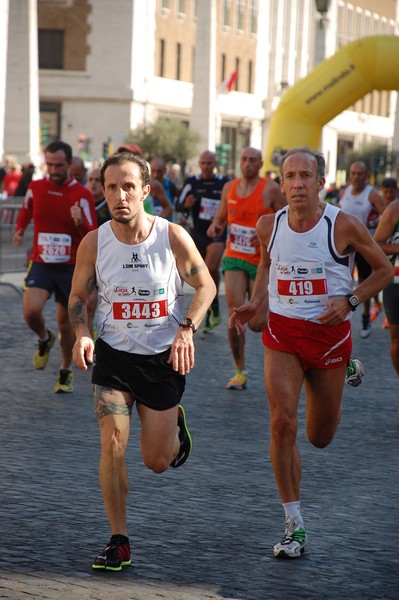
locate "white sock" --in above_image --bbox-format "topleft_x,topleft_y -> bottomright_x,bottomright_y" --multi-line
282,501 -> 303,527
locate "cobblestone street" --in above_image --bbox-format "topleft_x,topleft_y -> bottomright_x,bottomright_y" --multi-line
0,278 -> 398,600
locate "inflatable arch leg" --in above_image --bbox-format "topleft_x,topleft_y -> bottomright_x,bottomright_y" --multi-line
263,35 -> 399,172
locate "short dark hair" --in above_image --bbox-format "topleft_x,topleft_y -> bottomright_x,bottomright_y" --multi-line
279,146 -> 325,179
381,177 -> 397,189
45,140 -> 73,163
100,152 -> 150,188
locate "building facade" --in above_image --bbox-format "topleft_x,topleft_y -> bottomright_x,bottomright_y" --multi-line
1,0 -> 398,182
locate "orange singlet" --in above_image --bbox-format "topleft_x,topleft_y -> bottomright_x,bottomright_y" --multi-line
224,177 -> 272,266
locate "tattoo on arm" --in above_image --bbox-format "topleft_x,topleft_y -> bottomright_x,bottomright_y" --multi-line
184,263 -> 206,281
69,300 -> 87,330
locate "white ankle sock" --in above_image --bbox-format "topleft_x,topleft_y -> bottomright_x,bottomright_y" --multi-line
282,501 -> 303,526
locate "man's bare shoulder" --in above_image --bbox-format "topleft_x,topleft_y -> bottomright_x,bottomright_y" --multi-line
256,212 -> 276,242
382,198 -> 399,218
168,221 -> 195,247
79,228 -> 99,252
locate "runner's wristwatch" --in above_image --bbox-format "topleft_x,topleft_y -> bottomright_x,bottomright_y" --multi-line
346,293 -> 360,311
179,317 -> 197,333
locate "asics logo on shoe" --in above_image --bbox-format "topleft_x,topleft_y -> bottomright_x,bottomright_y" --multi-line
173,450 -> 187,467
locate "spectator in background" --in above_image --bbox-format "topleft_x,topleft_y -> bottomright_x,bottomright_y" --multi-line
86,166 -> 110,337
87,167 -> 110,226
14,163 -> 36,198
150,157 -> 178,221
70,156 -> 87,186
1,156 -> 22,196
324,182 -> 340,205
168,163 -> 182,193
380,177 -> 398,208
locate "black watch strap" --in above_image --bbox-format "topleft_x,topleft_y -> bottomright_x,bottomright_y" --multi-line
179,317 -> 197,333
345,293 -> 359,311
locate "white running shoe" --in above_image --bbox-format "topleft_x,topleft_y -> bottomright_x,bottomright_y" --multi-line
273,517 -> 308,559
360,318 -> 372,339
345,358 -> 365,387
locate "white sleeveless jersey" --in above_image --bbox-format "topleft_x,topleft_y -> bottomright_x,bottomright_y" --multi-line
339,184 -> 373,224
267,203 -> 354,321
95,217 -> 184,354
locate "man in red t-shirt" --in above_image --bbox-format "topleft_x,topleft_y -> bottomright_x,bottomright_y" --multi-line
13,140 -> 97,393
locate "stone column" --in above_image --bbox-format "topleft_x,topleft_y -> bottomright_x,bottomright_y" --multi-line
0,0 -> 10,162
4,0 -> 40,163
190,0 -> 217,152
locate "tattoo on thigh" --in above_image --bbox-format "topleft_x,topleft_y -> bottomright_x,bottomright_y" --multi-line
94,386 -> 133,419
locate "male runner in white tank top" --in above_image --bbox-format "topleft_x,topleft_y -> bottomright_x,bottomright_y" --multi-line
339,161 -> 384,337
68,152 -> 216,571
230,147 -> 392,559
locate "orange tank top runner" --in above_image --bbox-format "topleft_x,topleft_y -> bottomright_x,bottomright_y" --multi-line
224,177 -> 272,266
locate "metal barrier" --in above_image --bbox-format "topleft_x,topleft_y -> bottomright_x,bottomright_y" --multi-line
0,197 -> 32,294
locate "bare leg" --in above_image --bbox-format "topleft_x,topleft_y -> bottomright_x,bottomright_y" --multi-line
388,324 -> 399,376
204,241 -> 225,303
56,302 -> 75,369
95,386 -> 132,536
264,348 -> 304,502
225,270 -> 250,370
22,287 -> 49,339
137,403 -> 180,473
304,365 -> 346,448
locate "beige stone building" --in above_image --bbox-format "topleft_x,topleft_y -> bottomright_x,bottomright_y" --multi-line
1,0 -> 398,182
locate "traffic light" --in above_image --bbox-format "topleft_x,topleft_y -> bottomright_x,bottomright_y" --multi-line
216,143 -> 232,167
102,141 -> 109,159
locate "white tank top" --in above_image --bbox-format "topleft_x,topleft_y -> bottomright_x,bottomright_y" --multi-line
339,184 -> 373,224
267,203 -> 354,322
95,217 -> 184,354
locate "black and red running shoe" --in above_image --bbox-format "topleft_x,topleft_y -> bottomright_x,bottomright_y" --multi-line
92,536 -> 131,571
170,404 -> 192,468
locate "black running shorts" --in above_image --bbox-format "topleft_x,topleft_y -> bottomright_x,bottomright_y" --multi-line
23,261 -> 75,308
92,338 -> 185,411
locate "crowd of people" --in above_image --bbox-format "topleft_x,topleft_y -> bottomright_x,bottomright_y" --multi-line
2,140 -> 398,567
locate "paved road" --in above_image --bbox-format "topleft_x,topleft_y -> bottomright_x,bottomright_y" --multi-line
0,278 -> 398,600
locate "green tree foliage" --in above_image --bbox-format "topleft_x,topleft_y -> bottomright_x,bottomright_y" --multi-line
125,117 -> 200,163
346,142 -> 399,180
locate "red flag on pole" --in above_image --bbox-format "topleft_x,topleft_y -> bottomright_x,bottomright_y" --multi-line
217,69 -> 238,94
226,69 -> 238,92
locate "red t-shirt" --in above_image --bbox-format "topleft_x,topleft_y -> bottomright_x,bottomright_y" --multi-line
15,177 -> 97,264
3,169 -> 22,195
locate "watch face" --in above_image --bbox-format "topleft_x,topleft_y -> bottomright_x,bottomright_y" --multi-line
350,295 -> 359,307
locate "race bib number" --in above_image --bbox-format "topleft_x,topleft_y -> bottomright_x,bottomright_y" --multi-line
38,232 -> 71,263
229,223 -> 256,255
276,261 -> 328,306
111,282 -> 168,332
199,197 -> 219,221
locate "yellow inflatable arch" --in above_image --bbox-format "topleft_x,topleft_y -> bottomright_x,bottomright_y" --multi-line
263,35 -> 399,172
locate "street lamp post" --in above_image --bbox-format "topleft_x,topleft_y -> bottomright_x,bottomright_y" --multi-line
314,0 -> 331,66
